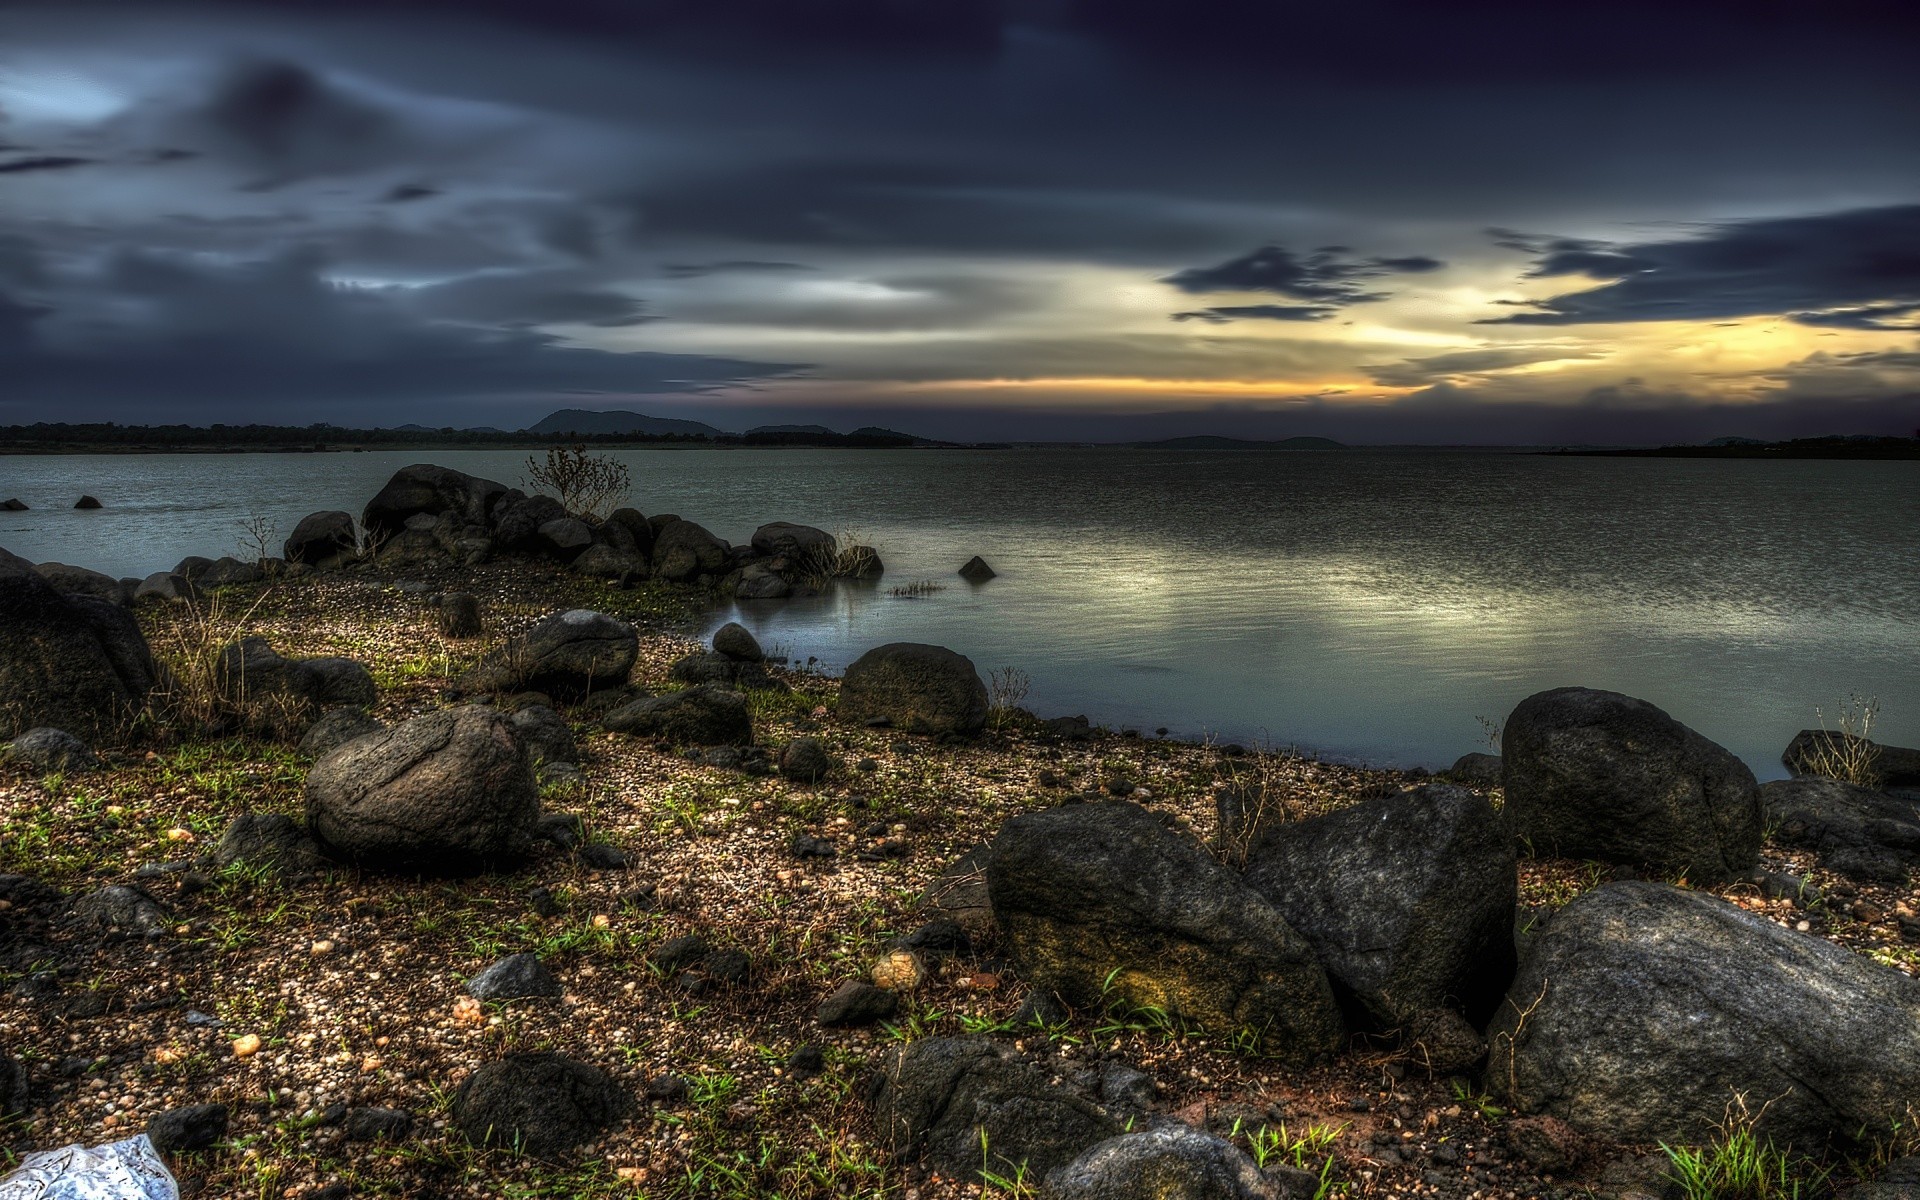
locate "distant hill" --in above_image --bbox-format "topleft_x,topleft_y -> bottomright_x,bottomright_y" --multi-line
1565,435 -> 1920,461
527,408 -> 730,438
1132,435 -> 1347,450
746,423 -> 838,436
849,426 -> 931,444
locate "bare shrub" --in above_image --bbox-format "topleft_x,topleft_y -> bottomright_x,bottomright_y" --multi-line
987,666 -> 1031,730
524,444 -> 632,520
235,509 -> 278,566
1800,694 -> 1883,788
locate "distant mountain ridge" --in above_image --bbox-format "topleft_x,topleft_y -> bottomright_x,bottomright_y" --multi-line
525,408 -> 731,437
1132,435 -> 1347,450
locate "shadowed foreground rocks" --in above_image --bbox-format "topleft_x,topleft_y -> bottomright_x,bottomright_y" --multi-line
1761,776 -> 1920,883
1502,687 -> 1761,884
452,1053 -> 626,1159
1487,880 -> 1920,1148
0,546 -> 160,742
1049,1125 -> 1289,1200
305,704 -> 541,871
988,800 -> 1343,1063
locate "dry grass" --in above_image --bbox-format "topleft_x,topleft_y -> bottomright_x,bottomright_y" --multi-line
1799,695 -> 1884,788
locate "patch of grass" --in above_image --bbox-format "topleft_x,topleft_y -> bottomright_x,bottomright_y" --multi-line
1661,1099 -> 1830,1200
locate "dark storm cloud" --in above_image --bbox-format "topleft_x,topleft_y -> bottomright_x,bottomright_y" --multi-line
1484,205 -> 1920,327
1172,304 -> 1337,323
402,270 -> 653,328
1162,246 -> 1444,322
184,59 -> 404,185
384,182 -> 437,202
0,155 -> 93,173
1787,301 -> 1920,332
1363,347 -> 1602,388
662,262 -> 814,279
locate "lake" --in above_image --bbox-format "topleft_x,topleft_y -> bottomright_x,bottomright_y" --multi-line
3,447 -> 1915,778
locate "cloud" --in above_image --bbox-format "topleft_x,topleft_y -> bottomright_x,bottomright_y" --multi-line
1160,245 -> 1444,321
662,261 -> 814,279
1172,304 -> 1337,323
1363,346 -> 1603,387
1483,205 -> 1920,327
0,155 -> 94,173
1787,301 -> 1920,331
400,269 -> 654,328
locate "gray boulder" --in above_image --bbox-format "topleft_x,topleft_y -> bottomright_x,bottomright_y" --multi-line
305,704 -> 541,871
712,622 -> 763,662
1487,880 -> 1920,1147
284,510 -> 357,565
1761,777 -> 1920,883
536,517 -> 593,560
868,1037 -> 1121,1183
751,522 -> 835,560
299,707 -> 383,758
838,642 -> 989,736
668,651 -> 778,690
569,542 -> 648,580
34,563 -> 131,606
468,953 -> 562,1001
779,736 -> 836,783
492,494 -> 569,552
0,547 -> 160,742
510,704 -> 579,767
362,465 -> 508,538
459,609 -> 637,700
1048,1126 -> 1286,1200
652,519 -> 729,582
1243,783 -> 1516,1026
199,556 -> 263,587
134,571 -> 197,603
603,685 -> 752,745
988,801 -> 1343,1064
5,728 -> 99,773
303,657 -> 377,708
1501,687 -> 1761,884
452,1053 -> 625,1159
731,560 -> 792,599
72,885 -> 168,938
213,813 -> 326,876
1449,752 -> 1503,788
601,508 -> 654,559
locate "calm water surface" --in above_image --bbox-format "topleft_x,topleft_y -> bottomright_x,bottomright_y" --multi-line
3,447 -> 1915,777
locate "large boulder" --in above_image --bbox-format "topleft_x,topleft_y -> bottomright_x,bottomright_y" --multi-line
0,547 -> 160,742
712,622 -> 763,662
33,563 -> 131,606
988,801 -> 1343,1063
731,560 -> 792,599
1761,777 -> 1920,882
651,519 -> 729,582
1501,687 -> 1761,884
751,522 -> 835,560
603,685 -> 752,745
1487,880 -> 1920,1147
1243,783 -> 1516,1026
305,705 -> 541,871
299,707 -> 383,758
458,610 -> 637,700
362,465 -> 508,538
491,494 -> 569,553
284,510 -> 358,565
838,643 -> 989,736
1048,1126 -> 1286,1200
867,1037 -> 1121,1183
452,1053 -> 626,1159
1784,729 -> 1920,789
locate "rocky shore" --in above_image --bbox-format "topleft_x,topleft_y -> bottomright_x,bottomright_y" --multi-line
4,462 -> 1920,1200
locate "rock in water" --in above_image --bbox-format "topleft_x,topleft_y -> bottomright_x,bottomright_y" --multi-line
283,510 -> 358,565
305,705 -> 540,871
1501,687 -> 1761,884
1048,1126 -> 1286,1200
459,609 -> 637,700
1486,880 -> 1920,1147
1242,783 -> 1516,1025
73,495 -> 102,510
958,555 -> 996,582
751,522 -> 835,560
1783,729 -> 1920,789
867,1037 -> 1120,1182
0,546 -> 159,742
453,1053 -> 625,1159
987,801 -> 1343,1063
837,643 -> 990,736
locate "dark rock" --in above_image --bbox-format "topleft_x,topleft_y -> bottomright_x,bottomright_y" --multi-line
452,1052 -> 626,1159
1043,714 -> 1095,742
1486,880 -> 1920,1147
510,704 -> 579,767
1854,1156 -> 1920,1200
299,707 -> 383,758
536,813 -> 584,851
1504,1116 -> 1587,1175
1784,730 -> 1920,788
174,556 -> 215,581
301,657 -> 376,708
459,609 -> 638,700
0,547 -> 160,742
214,636 -> 325,727
1501,687 -> 1761,884
958,555 -> 996,582
646,1074 -> 688,1103
578,841 -> 630,871
668,651 -> 778,690
653,935 -> 711,974
363,464 -> 509,538
199,556 -> 264,588
305,704 -> 541,871
817,980 -> 898,1026
919,844 -> 994,936
988,801 -> 1343,1063
72,885 -> 168,938
0,1052 -> 25,1117
536,517 -> 594,561
284,510 -> 358,565
790,833 -> 837,859
134,571 -> 198,604
778,736 -> 837,783
898,918 -> 970,962
603,685 -> 752,745
34,562 -> 132,606
436,591 -> 484,639
867,1037 -> 1120,1181
468,953 -> 563,1001
5,727 -> 99,773
838,643 -> 990,736
213,813 -> 325,876
147,1103 -> 229,1154
0,499 -> 24,511
712,622 -> 764,662
651,519 -> 730,582
74,495 -> 102,510
342,1107 -> 413,1142
492,495 -> 569,552
695,948 -> 751,987
1243,783 -> 1516,1025
751,522 -> 835,560
1402,1008 -> 1487,1074
1449,752 -> 1503,788
1762,777 -> 1920,880
1015,989 -> 1070,1028
602,508 -> 654,558
570,542 -> 649,580
786,1044 -> 826,1080
1048,1126 -> 1286,1200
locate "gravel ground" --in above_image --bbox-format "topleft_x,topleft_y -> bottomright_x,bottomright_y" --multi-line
2,561 -> 1912,1198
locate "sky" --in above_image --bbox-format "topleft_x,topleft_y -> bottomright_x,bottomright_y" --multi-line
1,0 -> 1918,444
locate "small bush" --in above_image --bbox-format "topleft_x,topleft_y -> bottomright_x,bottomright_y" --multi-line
1661,1097 -> 1830,1200
986,666 -> 1031,730
524,444 -> 632,520
1799,694 -> 1883,788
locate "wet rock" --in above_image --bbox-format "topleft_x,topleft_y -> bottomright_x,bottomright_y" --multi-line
988,801 -> 1343,1064
213,813 -> 325,877
305,704 -> 540,871
5,727 -> 99,773
837,643 -> 990,736
867,1036 -> 1120,1182
435,592 -> 484,639
299,707 -> 383,758
604,685 -> 752,745
1048,1125 -> 1286,1200
468,953 -> 562,1001
452,1053 -> 626,1159
1487,880 -> 1920,1147
459,609 -> 638,701
958,555 -> 996,582
651,519 -> 730,583
1502,687 -> 1761,884
712,622 -> 764,662
1243,783 -> 1516,1025
779,736 -> 837,783
0,546 -> 160,742
147,1103 -> 229,1154
817,980 -> 898,1026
